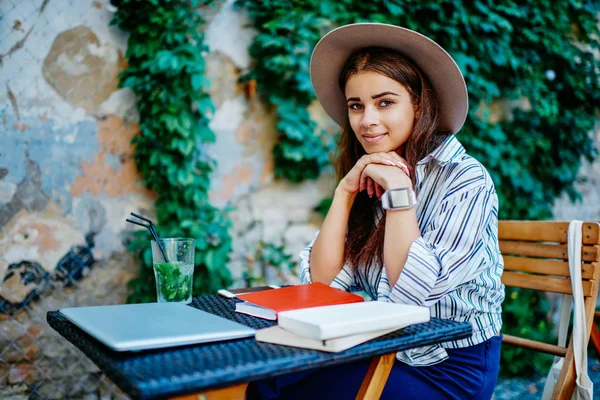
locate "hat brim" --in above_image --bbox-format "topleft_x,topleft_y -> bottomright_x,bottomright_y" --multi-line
310,23 -> 468,134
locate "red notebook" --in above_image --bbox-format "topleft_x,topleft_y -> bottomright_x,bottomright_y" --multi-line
235,283 -> 364,320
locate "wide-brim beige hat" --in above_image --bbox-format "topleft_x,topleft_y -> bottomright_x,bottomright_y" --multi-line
310,23 -> 468,134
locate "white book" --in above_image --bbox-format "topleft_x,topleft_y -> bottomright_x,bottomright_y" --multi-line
277,301 -> 430,340
255,325 -> 399,353
235,302 -> 278,320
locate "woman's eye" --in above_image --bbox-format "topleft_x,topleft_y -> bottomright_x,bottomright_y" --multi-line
348,103 -> 363,110
379,100 -> 394,107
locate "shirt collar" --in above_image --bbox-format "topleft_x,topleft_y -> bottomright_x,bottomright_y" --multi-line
417,135 -> 465,166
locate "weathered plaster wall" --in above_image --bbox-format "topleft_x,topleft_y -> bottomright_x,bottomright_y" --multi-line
0,0 -> 155,310
1,1 -> 160,397
202,0 -> 336,284
0,0 -> 330,397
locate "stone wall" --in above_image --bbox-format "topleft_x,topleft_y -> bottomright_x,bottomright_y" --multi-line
0,0 -> 332,397
0,0 -> 151,397
0,0 -> 598,398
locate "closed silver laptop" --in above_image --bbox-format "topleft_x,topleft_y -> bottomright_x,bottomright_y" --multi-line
59,302 -> 255,351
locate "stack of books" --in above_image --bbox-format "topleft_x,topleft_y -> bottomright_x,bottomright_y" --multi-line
234,283 -> 430,352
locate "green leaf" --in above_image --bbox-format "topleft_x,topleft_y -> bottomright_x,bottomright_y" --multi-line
191,73 -> 210,89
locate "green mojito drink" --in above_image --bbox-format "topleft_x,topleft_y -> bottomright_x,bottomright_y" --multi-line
151,238 -> 195,304
153,261 -> 194,303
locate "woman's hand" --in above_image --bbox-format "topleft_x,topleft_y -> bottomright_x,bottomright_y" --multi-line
337,152 -> 406,196
347,152 -> 411,199
359,163 -> 412,196
363,152 -> 411,198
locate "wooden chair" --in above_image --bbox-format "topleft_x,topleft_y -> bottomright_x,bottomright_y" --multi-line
499,220 -> 600,400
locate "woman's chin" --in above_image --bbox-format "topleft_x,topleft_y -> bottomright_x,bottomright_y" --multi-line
362,142 -> 394,154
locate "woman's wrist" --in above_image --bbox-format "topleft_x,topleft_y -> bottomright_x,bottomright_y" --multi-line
334,185 -> 358,202
383,174 -> 412,191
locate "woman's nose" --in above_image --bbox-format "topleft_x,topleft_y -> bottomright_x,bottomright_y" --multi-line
360,106 -> 379,128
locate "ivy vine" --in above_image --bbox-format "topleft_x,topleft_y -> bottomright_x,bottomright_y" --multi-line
239,0 -> 600,376
236,1 -> 335,182
111,0 -> 232,303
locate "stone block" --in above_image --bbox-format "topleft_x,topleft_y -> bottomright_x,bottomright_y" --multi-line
0,318 -> 27,345
0,363 -> 8,386
229,196 -> 254,235
283,224 -> 319,260
8,362 -> 41,384
42,26 -> 127,114
0,383 -> 29,399
26,323 -> 43,340
2,341 -> 40,363
248,174 -> 335,225
30,380 -> 68,400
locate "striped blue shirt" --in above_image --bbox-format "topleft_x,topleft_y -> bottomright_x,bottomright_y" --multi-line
299,135 -> 505,366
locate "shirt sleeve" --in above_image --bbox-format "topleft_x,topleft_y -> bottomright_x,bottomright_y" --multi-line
299,230 -> 357,291
382,185 -> 499,307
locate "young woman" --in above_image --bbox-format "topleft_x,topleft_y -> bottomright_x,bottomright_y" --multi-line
248,23 -> 504,400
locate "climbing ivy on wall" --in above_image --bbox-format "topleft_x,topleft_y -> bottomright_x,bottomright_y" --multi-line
236,2 -> 336,182
111,0 -> 232,303
239,0 -> 599,219
238,0 -> 600,376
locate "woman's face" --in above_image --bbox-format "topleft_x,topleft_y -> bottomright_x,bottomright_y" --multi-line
345,71 -> 417,154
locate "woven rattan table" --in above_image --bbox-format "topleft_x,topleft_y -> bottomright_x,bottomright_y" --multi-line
47,295 -> 472,400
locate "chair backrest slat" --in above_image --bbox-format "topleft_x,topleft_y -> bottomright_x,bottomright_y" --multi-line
498,221 -> 600,244
499,241 -> 599,262
499,221 -> 569,242
503,256 -> 597,279
502,271 -> 595,296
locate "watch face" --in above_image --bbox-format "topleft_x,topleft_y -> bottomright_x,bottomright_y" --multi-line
389,188 -> 410,207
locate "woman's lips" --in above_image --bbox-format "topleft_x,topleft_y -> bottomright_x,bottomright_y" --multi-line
362,133 -> 387,144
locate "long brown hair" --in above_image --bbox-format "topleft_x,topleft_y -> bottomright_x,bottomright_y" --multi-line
336,47 -> 450,273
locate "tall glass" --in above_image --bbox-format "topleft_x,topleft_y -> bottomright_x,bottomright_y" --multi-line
151,238 -> 195,304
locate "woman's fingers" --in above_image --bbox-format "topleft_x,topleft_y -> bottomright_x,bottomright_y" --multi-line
367,177 -> 374,197
387,152 -> 409,167
358,170 -> 364,192
359,167 -> 370,193
358,153 -> 401,168
350,153 -> 410,195
386,152 -> 411,177
375,183 -> 384,199
358,165 -> 388,199
386,151 -> 406,163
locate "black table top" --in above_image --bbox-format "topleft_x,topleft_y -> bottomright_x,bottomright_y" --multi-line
47,295 -> 472,400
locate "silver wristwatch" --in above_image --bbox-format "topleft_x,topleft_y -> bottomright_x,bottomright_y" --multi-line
381,187 -> 417,210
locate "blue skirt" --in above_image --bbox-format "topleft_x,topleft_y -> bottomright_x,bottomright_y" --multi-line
247,335 -> 502,400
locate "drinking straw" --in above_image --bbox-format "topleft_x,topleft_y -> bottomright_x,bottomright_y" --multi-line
125,213 -> 170,263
